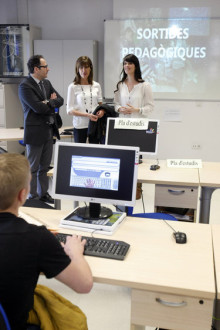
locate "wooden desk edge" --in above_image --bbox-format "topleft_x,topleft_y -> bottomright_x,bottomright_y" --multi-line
20,207 -> 215,300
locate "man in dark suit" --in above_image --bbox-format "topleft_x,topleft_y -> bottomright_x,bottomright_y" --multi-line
19,55 -> 64,203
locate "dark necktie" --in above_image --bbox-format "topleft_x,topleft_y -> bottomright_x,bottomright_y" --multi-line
39,80 -> 47,100
39,80 -> 54,125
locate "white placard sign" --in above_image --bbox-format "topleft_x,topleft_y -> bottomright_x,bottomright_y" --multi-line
167,159 -> 202,168
114,118 -> 149,130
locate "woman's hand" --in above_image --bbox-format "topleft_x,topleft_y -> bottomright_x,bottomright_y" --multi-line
119,104 -> 139,114
89,113 -> 98,121
96,109 -> 105,118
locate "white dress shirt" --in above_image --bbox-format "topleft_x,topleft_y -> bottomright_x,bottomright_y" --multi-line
114,81 -> 154,118
66,81 -> 102,129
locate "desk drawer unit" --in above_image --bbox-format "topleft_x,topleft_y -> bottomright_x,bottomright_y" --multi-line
131,289 -> 213,330
155,185 -> 198,209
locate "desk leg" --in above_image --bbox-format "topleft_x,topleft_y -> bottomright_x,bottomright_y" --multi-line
199,187 -> 216,224
213,298 -> 220,330
130,324 -> 145,330
73,201 -> 79,209
54,199 -> 61,210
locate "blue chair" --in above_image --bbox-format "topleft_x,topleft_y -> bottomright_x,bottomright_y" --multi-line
18,139 -> 26,147
18,140 -> 26,156
0,304 -> 11,330
126,207 -> 178,221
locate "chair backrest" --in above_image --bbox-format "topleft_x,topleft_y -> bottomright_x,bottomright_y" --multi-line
126,207 -> 178,221
0,304 -> 11,330
130,212 -> 178,221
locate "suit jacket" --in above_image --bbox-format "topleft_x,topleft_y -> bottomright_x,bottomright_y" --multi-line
18,75 -> 64,145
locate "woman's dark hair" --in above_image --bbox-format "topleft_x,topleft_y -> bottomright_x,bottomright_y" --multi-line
74,56 -> 93,85
114,54 -> 144,92
27,55 -> 44,74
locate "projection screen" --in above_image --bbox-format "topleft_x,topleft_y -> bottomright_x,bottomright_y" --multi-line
104,18 -> 220,101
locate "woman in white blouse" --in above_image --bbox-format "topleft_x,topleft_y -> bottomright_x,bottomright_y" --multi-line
67,56 -> 103,143
114,54 -> 154,117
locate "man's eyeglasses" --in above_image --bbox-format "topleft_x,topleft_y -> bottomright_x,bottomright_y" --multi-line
38,65 -> 48,69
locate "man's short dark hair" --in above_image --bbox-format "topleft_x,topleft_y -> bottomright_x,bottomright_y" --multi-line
27,55 -> 44,74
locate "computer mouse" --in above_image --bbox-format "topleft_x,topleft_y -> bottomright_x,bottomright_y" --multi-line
173,231 -> 187,244
150,164 -> 160,171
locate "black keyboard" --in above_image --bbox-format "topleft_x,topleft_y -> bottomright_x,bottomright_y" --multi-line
55,233 -> 130,261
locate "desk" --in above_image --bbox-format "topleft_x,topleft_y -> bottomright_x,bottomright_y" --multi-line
0,127 -> 73,208
138,160 -> 199,186
0,126 -> 73,142
0,128 -> 24,141
48,159 -> 200,214
48,159 -> 200,185
199,162 -> 220,224
135,160 -> 200,222
20,207 -> 215,330
48,159 -> 220,224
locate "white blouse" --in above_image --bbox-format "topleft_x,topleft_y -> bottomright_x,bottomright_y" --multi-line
114,81 -> 154,118
66,81 -> 103,129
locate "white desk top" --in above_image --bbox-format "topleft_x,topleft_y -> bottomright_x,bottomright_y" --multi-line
20,207 -> 215,300
0,128 -> 24,141
138,160 -> 199,186
199,162 -> 220,187
0,126 -> 73,142
48,159 -> 200,186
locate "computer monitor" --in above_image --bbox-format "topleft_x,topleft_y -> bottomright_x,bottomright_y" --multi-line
52,142 -> 139,219
105,118 -> 159,156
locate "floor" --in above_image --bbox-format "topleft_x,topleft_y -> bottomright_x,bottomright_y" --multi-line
38,183 -> 220,330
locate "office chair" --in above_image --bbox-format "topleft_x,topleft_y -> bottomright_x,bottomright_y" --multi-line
18,139 -> 26,147
126,206 -> 178,221
126,184 -> 177,221
0,304 -> 11,330
18,140 -> 26,156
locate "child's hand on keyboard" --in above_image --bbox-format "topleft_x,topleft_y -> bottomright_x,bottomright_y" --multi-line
61,235 -> 87,260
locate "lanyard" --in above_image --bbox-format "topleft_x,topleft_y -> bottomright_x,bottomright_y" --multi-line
81,85 -> 93,113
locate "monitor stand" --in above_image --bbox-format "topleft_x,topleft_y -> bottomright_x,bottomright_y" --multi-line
75,202 -> 113,220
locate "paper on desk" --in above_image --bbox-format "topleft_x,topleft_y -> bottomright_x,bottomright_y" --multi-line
167,159 -> 202,168
19,211 -> 42,226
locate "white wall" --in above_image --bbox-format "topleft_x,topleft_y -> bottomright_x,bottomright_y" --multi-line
27,0 -> 113,89
0,0 -> 113,88
113,0 -> 220,19
0,0 -> 18,22
1,0 -> 220,160
151,100 -> 220,161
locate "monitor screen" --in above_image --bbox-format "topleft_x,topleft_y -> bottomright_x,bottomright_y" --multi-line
52,142 -> 139,219
105,118 -> 159,156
